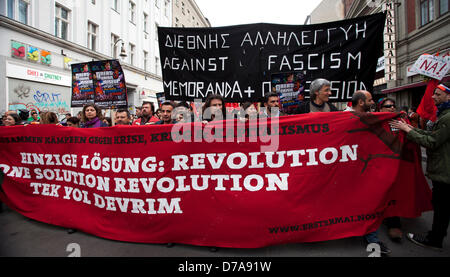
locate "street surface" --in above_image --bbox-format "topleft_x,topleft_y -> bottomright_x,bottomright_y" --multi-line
0,149 -> 449,258
0,197 -> 449,257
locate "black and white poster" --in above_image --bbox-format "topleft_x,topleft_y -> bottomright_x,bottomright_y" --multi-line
158,13 -> 385,103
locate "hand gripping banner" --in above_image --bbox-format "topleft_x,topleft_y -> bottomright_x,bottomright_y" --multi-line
0,112 -> 432,248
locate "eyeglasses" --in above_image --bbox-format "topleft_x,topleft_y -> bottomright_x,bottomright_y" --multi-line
382,104 -> 396,108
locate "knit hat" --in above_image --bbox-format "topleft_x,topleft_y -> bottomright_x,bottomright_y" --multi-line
437,84 -> 450,94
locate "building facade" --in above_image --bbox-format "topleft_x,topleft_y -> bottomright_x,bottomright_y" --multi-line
345,0 -> 450,109
0,0 -> 175,118
172,0 -> 210,28
309,0 -> 345,24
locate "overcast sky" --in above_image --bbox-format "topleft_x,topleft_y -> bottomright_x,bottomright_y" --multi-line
195,0 -> 323,27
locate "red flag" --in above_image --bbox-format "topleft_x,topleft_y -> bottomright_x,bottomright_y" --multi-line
417,78 -> 438,122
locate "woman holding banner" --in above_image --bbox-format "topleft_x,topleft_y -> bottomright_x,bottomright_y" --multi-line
80,104 -> 108,128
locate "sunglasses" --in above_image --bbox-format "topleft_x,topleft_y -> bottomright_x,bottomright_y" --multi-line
382,104 -> 396,108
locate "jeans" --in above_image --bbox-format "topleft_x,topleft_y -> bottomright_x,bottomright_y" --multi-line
429,181 -> 450,244
364,230 -> 379,244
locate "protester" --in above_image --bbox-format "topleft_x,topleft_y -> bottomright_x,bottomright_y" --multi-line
390,82 -> 450,250
202,94 -> 227,122
60,113 -> 71,126
351,90 -> 375,113
239,102 -> 259,122
27,110 -> 40,124
16,109 -> 29,125
115,109 -> 132,125
295,78 -> 338,114
376,97 -> 396,113
132,101 -> 159,125
375,97 -> 404,242
39,112 -> 60,125
135,106 -> 142,118
103,117 -> 112,127
173,102 -> 194,123
333,90 -> 393,253
80,104 -> 108,128
260,92 -> 286,118
2,113 -> 22,126
154,101 -> 177,125
408,106 -> 421,129
66,117 -> 80,128
155,108 -> 162,120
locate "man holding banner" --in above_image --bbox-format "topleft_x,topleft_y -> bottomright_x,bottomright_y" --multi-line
294,79 -> 338,114
390,82 -> 450,250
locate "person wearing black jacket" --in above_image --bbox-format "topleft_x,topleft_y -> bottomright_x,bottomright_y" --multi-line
295,78 -> 338,114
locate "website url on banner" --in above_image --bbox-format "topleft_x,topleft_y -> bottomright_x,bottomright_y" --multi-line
268,211 -> 387,235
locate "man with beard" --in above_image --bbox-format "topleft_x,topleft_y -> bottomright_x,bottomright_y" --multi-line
260,92 -> 286,118
132,101 -> 159,125
349,89 -> 391,254
115,109 -> 132,125
351,90 -> 375,113
390,82 -> 450,250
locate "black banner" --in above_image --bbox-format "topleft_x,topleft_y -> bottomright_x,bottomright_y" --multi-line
158,13 -> 385,103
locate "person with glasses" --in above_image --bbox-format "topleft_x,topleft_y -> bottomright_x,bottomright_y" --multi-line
27,110 -> 40,124
376,97 -> 406,243
376,97 -> 396,112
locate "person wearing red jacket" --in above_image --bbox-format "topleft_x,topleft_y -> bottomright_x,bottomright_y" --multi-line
132,101 -> 159,125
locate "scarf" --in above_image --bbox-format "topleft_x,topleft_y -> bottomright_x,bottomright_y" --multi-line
437,101 -> 450,117
84,117 -> 102,128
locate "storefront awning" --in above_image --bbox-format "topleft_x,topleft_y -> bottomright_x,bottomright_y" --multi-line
381,81 -> 426,94
381,76 -> 450,94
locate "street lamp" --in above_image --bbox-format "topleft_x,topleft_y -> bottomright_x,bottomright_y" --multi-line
114,38 -> 127,60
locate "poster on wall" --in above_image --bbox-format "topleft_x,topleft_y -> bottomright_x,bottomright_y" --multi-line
271,71 -> 306,114
71,60 -> 127,108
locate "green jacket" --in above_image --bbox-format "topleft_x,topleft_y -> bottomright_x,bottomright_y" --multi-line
407,108 -> 450,184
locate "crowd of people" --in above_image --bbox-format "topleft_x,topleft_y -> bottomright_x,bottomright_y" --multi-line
0,78 -> 449,255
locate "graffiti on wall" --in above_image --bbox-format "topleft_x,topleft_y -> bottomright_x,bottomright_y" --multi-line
8,80 -> 71,116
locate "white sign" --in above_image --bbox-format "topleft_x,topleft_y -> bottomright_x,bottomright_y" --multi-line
410,54 -> 450,80
383,1 -> 396,81
6,62 -> 71,87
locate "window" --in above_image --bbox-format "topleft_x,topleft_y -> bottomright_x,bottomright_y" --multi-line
18,0 -> 28,24
112,0 -> 119,12
111,33 -> 119,58
440,0 -> 449,15
164,1 -> 169,17
155,23 -> 159,41
129,1 -> 136,23
87,21 -> 98,51
155,57 -> 160,75
420,0 -> 434,26
7,0 -> 29,25
143,13 -> 148,32
129,43 -> 135,65
55,4 -> 70,40
143,51 -> 148,71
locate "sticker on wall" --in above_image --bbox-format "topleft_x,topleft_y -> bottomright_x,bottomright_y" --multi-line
11,41 -> 26,59
27,46 -> 40,62
63,56 -> 73,70
41,50 -> 52,65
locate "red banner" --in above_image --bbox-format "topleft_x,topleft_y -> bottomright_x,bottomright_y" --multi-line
0,112 -> 432,248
